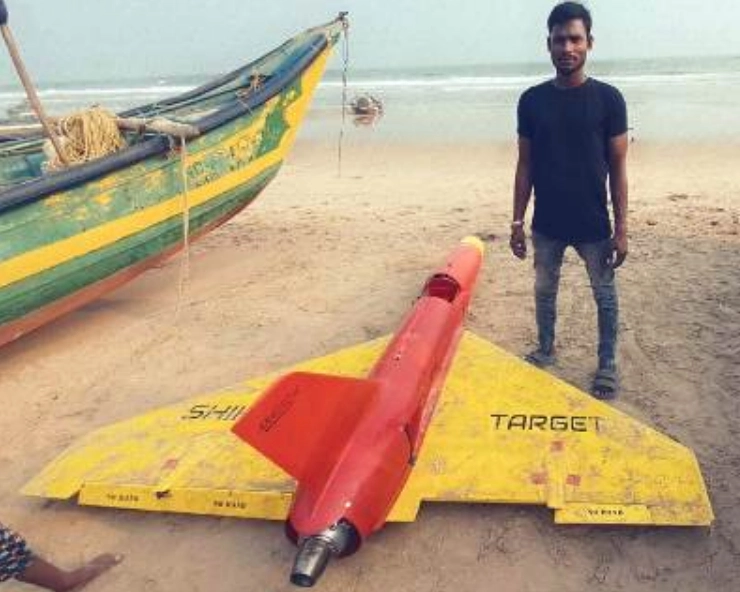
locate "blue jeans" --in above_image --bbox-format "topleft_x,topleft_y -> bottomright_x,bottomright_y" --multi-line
532,231 -> 618,365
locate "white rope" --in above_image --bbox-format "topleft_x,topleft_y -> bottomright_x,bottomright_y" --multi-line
176,137 -> 191,316
337,19 -> 350,177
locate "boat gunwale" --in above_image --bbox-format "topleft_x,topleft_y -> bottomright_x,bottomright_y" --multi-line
0,23 -> 336,215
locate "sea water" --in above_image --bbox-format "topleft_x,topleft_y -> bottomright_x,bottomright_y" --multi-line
1,56 -> 738,142
311,56 -> 740,142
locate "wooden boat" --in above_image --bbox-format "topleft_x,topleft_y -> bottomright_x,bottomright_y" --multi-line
0,15 -> 346,348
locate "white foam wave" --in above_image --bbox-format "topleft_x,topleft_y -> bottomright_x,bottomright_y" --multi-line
320,75 -> 546,89
38,86 -> 192,97
0,86 -> 191,102
319,70 -> 740,91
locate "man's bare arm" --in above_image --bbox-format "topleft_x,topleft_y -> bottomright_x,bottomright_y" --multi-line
510,136 -> 533,259
608,132 -> 629,268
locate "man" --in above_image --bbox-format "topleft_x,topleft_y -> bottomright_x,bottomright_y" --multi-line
1,521 -> 121,591
510,2 -> 628,399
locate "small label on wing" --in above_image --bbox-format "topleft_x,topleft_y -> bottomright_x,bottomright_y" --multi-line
258,386 -> 299,432
555,503 -> 653,524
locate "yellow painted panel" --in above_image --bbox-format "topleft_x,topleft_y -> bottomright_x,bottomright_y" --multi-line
79,483 -> 292,520
23,332 -> 713,526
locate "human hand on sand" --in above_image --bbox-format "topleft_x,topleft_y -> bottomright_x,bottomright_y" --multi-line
18,553 -> 123,592
510,226 -> 527,259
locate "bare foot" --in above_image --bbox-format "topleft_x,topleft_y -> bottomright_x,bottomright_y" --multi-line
58,554 -> 123,592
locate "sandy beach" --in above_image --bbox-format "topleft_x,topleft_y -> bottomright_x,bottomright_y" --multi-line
1,132 -> 739,591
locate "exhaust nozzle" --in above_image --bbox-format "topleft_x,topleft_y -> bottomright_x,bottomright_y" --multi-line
289,520 -> 359,587
290,537 -> 332,587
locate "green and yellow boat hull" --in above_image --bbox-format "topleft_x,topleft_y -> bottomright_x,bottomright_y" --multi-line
0,16 -> 344,347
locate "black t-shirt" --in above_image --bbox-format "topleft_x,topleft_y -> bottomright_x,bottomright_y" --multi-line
517,78 -> 627,242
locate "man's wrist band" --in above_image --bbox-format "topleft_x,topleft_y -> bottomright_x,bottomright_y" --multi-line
510,220 -> 524,228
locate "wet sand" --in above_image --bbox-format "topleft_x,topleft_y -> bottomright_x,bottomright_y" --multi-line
1,136 -> 739,591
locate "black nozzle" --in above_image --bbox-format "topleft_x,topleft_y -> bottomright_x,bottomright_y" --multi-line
288,520 -> 360,587
290,537 -> 333,587
0,1 -> 8,26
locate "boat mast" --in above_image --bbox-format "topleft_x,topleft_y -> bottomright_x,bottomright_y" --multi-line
0,0 -> 68,164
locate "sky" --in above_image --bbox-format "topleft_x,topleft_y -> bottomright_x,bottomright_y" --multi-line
1,0 -> 739,83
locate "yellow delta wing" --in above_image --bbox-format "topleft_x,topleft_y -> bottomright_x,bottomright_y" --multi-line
23,332 -> 712,526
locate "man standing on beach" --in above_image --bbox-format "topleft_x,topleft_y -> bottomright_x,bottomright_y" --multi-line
509,2 -> 628,399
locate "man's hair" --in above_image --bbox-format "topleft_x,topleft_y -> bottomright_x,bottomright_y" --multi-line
547,2 -> 592,35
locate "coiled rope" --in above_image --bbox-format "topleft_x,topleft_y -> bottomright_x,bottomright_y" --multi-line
44,106 -> 125,170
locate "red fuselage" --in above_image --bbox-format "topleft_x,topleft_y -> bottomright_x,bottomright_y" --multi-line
288,238 -> 483,542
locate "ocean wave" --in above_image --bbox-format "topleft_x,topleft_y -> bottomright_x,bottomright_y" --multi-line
319,70 -> 740,90
1,71 -> 736,103
603,72 -> 740,85
38,86 -> 192,97
320,75 -> 546,89
0,86 -> 190,102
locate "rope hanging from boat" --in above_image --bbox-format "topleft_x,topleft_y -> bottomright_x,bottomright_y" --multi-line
337,16 -> 349,177
44,106 -> 126,171
176,136 -> 191,314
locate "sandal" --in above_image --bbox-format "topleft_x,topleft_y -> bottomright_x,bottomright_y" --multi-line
523,349 -> 556,368
592,365 -> 619,400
